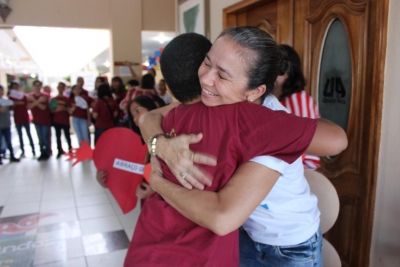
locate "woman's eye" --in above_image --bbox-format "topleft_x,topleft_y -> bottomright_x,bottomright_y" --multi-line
204,61 -> 211,67
219,75 -> 226,80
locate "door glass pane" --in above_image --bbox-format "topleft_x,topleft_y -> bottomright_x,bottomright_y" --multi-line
318,19 -> 352,131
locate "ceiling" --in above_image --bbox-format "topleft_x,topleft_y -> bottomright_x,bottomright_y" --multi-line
0,27 -> 175,77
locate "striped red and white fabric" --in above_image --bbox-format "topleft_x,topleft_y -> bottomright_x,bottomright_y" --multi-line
281,90 -> 321,170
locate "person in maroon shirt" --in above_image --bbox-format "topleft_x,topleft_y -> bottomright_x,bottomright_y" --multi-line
111,76 -> 127,123
28,80 -> 51,160
126,31 -> 347,266
68,85 -> 92,147
52,82 -> 72,158
76,76 -> 89,96
92,83 -> 118,144
8,81 -> 36,157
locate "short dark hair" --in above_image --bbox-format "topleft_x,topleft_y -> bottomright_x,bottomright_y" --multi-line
278,44 -> 306,99
58,82 -> 66,88
9,81 -> 19,89
160,33 -> 212,103
148,68 -> 156,77
141,74 -> 155,89
33,80 -> 42,86
127,95 -> 166,137
218,26 -> 289,100
126,79 -> 139,87
97,83 -> 113,99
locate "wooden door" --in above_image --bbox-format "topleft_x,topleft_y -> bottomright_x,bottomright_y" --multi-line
224,1 -> 388,266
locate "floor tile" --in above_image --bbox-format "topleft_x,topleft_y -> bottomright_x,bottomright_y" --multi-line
41,198 -> 76,212
42,189 -> 74,200
38,209 -> 78,226
124,228 -> 134,241
86,249 -> 127,267
0,202 -> 40,218
37,220 -> 81,241
0,195 -> 8,206
67,257 -> 87,267
33,238 -> 67,266
66,237 -> 85,259
12,184 -> 43,195
80,216 -> 122,236
117,208 -> 140,230
75,194 -> 110,207
77,204 -> 115,220
6,192 -> 41,205
82,230 -> 130,257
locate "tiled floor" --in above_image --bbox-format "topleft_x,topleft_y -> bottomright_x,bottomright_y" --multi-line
0,126 -> 140,267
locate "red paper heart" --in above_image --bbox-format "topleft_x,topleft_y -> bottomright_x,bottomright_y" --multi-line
93,127 -> 148,214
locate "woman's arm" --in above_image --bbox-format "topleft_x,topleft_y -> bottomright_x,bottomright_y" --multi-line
150,157 -> 280,236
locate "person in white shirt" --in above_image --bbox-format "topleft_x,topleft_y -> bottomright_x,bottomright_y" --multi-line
158,79 -> 173,105
239,95 -> 322,267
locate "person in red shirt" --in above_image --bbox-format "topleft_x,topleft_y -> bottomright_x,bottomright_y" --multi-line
28,80 -> 51,160
68,85 -> 92,147
52,82 -> 72,158
126,30 -> 347,267
275,44 -> 321,170
8,81 -> 36,157
92,83 -> 118,144
76,77 -> 89,96
111,76 -> 127,123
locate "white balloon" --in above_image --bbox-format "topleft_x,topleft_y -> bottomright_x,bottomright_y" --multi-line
75,96 -> 88,109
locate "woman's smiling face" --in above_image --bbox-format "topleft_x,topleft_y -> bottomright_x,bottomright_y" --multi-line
198,36 -> 253,107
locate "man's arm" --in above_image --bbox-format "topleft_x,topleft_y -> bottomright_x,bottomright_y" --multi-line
305,118 -> 348,156
150,157 -> 280,236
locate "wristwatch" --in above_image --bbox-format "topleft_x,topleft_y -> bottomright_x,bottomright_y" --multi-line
147,134 -> 165,157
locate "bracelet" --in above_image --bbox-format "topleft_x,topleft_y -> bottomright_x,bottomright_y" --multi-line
147,134 -> 166,157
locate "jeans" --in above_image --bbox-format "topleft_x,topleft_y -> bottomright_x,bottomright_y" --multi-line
72,117 -> 89,147
16,123 -> 35,154
0,128 -> 15,158
239,227 -> 323,267
34,124 -> 51,156
94,127 -> 107,144
53,123 -> 72,153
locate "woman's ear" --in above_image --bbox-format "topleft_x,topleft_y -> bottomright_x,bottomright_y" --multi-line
246,84 -> 266,102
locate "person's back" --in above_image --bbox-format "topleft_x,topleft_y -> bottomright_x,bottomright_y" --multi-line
242,95 -> 320,248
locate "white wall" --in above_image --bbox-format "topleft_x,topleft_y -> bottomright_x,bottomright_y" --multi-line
209,0 -> 242,42
370,0 -> 400,266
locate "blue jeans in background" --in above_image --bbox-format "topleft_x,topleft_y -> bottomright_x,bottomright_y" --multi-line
16,123 -> 36,155
0,128 -> 15,158
34,124 -> 50,157
72,117 -> 90,147
239,227 -> 323,267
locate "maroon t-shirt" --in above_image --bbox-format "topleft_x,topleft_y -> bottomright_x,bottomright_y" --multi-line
115,91 -> 127,120
52,96 -> 70,126
9,95 -> 29,124
126,101 -> 317,267
69,95 -> 92,120
30,93 -> 51,125
93,97 -> 117,129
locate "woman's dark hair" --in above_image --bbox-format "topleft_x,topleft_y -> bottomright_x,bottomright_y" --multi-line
69,85 -> 77,100
127,79 -> 139,87
111,76 -> 125,94
141,74 -> 155,90
127,94 -> 166,137
160,32 -> 212,103
97,83 -> 113,99
95,76 -> 106,89
218,26 -> 289,100
278,44 -> 306,99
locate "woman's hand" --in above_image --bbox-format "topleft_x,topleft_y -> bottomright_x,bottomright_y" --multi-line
96,170 -> 108,188
136,181 -> 154,199
156,133 -> 217,190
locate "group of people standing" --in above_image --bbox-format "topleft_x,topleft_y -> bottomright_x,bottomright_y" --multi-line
0,70 -> 173,165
